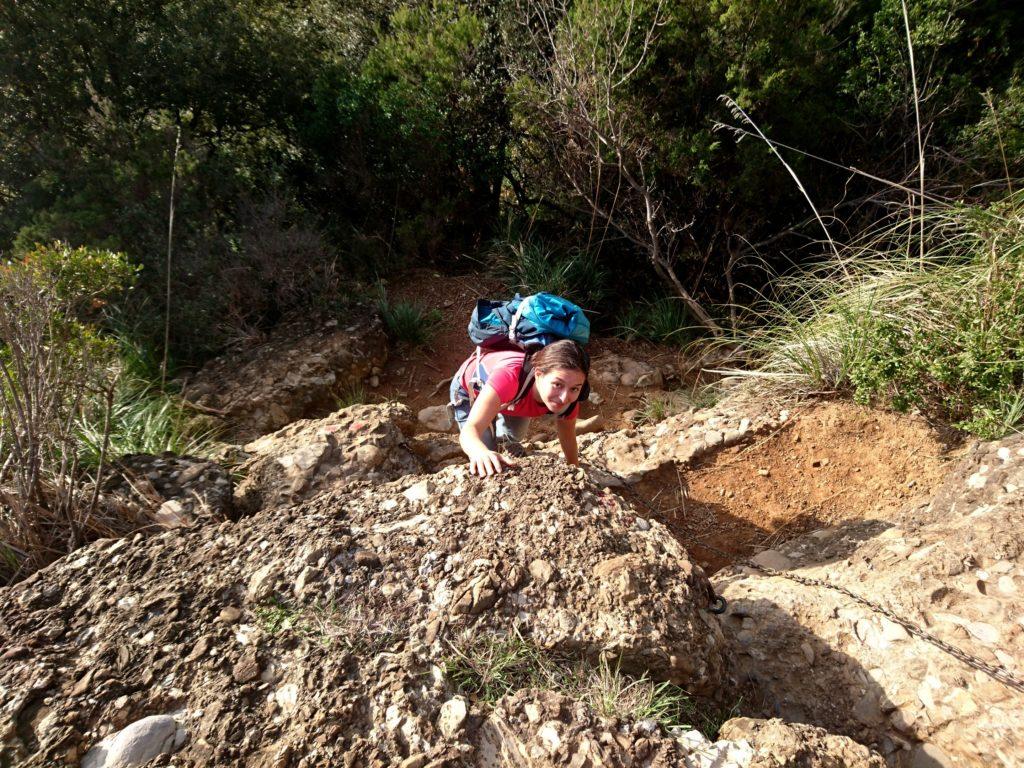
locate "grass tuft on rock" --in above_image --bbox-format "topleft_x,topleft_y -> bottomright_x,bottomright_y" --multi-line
375,284 -> 443,348
442,630 -> 731,737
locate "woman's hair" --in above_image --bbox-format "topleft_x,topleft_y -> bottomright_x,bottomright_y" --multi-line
529,339 -> 590,377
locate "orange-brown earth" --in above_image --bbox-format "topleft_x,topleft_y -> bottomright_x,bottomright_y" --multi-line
637,401 -> 961,572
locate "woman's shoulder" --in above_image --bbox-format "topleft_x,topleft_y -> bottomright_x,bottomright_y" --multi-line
480,348 -> 526,370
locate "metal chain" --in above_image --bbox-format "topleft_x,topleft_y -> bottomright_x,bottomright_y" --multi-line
594,460 -> 1024,695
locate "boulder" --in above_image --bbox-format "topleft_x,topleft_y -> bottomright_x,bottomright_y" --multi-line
233,402 -> 421,514
418,404 -> 453,433
717,717 -> 885,767
713,436 -> 1024,766
475,694 -> 885,768
183,311 -> 387,440
591,354 -> 663,389
0,453 -> 725,766
103,453 -> 234,527
81,715 -> 187,768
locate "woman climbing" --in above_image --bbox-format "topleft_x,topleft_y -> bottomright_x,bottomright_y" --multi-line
449,339 -> 590,476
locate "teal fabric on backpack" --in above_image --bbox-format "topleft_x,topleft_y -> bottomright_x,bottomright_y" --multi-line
468,292 -> 590,350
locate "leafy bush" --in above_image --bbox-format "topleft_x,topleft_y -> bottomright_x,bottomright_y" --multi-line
487,238 -> 609,309
722,193 -> 1024,439
0,243 -> 135,582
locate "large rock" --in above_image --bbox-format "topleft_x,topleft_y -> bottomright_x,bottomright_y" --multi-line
591,354 -> 664,389
579,402 -> 778,484
476,693 -> 884,768
713,436 -> 1024,767
183,311 -> 387,440
233,402 -> 421,514
81,714 -> 187,768
0,452 -> 725,766
718,717 -> 885,768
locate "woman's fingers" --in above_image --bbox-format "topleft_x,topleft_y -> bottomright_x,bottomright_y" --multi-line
468,450 -> 515,476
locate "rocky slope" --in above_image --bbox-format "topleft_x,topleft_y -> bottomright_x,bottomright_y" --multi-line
1,453 -> 732,766
183,311 -> 387,441
713,436 -> 1024,767
3,313 -> 1004,767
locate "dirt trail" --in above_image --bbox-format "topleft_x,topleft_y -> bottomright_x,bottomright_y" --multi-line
378,268 -> 687,433
633,401 -> 960,572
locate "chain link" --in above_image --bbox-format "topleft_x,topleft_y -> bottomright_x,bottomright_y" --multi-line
595,460 -> 1024,695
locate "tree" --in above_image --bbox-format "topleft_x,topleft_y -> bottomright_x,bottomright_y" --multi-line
508,0 -> 723,333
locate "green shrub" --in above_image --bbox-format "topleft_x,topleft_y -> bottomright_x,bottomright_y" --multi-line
0,243 -> 135,582
722,193 -> 1024,439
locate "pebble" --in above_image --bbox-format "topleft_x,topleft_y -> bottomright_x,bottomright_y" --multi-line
437,697 -> 468,739
219,606 -> 242,623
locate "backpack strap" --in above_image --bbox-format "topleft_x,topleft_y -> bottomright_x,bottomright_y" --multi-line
509,352 -> 536,407
507,295 -> 532,346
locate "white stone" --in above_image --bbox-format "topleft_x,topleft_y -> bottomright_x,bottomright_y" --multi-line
275,683 -> 299,715
524,703 -> 543,723
153,500 -> 189,529
438,697 -> 468,739
247,564 -> 279,601
403,480 -> 433,504
684,739 -> 754,768
965,621 -> 999,645
537,722 -> 561,754
81,715 -> 186,768
750,550 -> 792,571
671,728 -> 711,754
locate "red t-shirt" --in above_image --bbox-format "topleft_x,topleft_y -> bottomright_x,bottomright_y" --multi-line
456,349 -> 579,420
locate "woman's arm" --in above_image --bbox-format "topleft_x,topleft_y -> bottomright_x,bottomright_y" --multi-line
461,384 -> 516,476
555,417 -> 579,465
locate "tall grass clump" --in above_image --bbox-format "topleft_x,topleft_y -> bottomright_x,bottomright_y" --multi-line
487,238 -> 609,309
77,378 -> 219,467
616,296 -> 693,346
375,284 -> 443,348
721,192 -> 1024,439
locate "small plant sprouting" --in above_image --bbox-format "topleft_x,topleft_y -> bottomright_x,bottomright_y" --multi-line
335,384 -> 369,409
254,597 -> 304,635
441,631 -> 731,737
632,394 -> 673,427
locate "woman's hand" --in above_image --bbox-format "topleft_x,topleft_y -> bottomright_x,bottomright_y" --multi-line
468,447 -> 516,476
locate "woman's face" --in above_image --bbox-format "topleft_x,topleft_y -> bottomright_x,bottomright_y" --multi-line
534,367 -> 587,412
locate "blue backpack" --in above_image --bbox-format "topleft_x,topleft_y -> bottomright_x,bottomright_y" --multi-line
466,293 -> 590,416
469,292 -> 591,350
